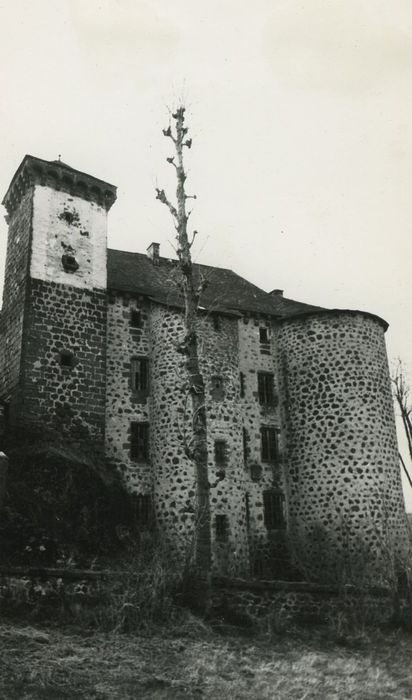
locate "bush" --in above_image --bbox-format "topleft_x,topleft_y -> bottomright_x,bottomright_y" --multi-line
0,434 -> 142,567
92,534 -> 188,632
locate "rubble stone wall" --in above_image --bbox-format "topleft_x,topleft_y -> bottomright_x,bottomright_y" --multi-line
20,279 -> 107,443
277,311 -> 410,580
105,292 -> 152,492
0,188 -> 33,413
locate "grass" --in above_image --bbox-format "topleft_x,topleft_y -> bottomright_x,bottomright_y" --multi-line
1,618 -> 412,699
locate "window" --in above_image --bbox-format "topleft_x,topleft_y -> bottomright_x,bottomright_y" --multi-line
239,372 -> 245,398
61,253 -> 79,273
59,350 -> 75,368
130,357 -> 149,392
259,327 -> 269,344
130,422 -> 149,461
130,308 -> 143,328
263,491 -> 285,530
258,372 -> 275,405
215,514 -> 229,542
242,427 -> 248,464
134,494 -> 152,527
260,426 -> 279,463
211,375 -> 225,401
214,439 -> 227,466
245,493 -> 250,532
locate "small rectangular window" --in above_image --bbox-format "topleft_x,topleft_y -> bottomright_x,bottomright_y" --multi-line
215,514 -> 229,542
258,372 -> 275,405
214,439 -> 227,466
239,372 -> 245,398
134,494 -> 152,528
211,375 -> 225,401
259,327 -> 269,344
245,493 -> 250,532
130,422 -> 149,462
263,491 -> 285,530
59,350 -> 75,368
242,427 -> 248,464
130,358 -> 149,392
260,426 -> 279,463
130,308 -> 143,328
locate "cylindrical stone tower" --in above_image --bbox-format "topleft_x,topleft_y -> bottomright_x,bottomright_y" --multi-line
277,310 -> 410,583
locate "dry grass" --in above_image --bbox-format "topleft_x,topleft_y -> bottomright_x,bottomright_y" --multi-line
1,618 -> 412,699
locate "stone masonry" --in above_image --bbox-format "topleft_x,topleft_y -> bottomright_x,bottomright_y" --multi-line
0,155 -> 410,581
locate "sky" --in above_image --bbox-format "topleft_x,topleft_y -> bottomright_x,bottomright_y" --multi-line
1,0 -> 412,505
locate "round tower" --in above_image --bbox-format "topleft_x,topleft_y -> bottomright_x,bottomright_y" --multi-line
277,310 -> 410,583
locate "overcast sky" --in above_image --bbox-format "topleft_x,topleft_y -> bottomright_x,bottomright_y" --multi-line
1,0 -> 411,505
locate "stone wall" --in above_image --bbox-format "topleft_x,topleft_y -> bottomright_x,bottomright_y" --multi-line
277,311 -> 411,581
105,292 -> 152,492
0,188 -> 33,415
19,279 -> 107,443
149,305 -> 252,574
238,317 -> 287,571
105,297 -> 291,575
31,185 -> 107,290
211,576 -> 399,628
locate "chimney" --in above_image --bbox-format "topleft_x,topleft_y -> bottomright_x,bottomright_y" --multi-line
146,242 -> 160,265
269,289 -> 284,297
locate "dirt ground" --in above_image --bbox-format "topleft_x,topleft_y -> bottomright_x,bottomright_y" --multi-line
1,619 -> 412,699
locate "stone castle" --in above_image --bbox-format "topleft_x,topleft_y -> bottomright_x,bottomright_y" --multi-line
0,155 -> 409,580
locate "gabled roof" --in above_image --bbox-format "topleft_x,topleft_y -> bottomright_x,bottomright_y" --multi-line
107,249 -> 325,317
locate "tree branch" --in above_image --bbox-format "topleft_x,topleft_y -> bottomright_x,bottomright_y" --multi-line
155,188 -> 178,220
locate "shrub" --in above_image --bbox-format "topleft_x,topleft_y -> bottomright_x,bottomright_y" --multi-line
0,433 -> 142,567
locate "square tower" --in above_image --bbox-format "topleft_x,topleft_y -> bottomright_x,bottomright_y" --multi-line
0,156 -> 116,445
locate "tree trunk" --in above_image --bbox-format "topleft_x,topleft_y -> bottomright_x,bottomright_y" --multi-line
156,106 -> 212,585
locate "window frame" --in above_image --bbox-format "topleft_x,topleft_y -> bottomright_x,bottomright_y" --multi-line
214,439 -> 227,466
257,371 -> 275,406
130,357 -> 149,393
130,421 -> 150,462
263,490 -> 286,530
239,371 -> 245,398
130,308 -> 143,329
215,514 -> 229,542
260,425 -> 279,463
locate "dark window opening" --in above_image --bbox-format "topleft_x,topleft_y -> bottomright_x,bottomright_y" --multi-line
134,493 -> 153,528
260,426 -> 279,463
212,376 -> 223,390
250,463 -> 263,482
131,357 -> 149,392
214,439 -> 227,466
258,372 -> 275,405
242,427 -> 248,464
259,327 -> 269,343
245,493 -> 250,532
239,371 -> 245,398
213,315 -> 221,331
215,514 -> 229,542
61,254 -> 79,273
211,375 -> 225,401
263,491 -> 285,530
59,350 -> 75,368
130,422 -> 149,462
130,308 -> 143,328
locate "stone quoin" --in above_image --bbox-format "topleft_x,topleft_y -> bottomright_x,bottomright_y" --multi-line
0,155 -> 409,580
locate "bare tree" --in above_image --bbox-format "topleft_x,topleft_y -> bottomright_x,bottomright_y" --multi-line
392,359 -> 412,490
156,106 -> 212,586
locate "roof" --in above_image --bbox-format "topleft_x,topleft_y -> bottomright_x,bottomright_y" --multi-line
2,155 -> 117,214
107,249 -> 325,317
